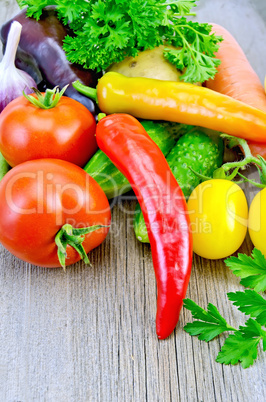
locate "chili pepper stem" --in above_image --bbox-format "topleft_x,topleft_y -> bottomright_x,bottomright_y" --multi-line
72,80 -> 98,103
55,223 -> 110,270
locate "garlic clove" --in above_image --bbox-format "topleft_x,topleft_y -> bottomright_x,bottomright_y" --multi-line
0,21 -> 37,112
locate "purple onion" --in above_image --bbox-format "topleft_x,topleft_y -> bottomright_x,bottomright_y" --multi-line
0,21 -> 37,112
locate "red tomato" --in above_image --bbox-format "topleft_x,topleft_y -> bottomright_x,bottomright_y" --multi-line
0,94 -> 97,167
248,141 -> 266,160
0,159 -> 111,267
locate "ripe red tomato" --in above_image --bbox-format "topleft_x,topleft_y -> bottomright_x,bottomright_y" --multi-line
0,94 -> 97,167
0,159 -> 111,267
248,142 -> 266,160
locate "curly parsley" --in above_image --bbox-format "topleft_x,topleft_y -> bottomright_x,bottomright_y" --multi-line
18,0 -> 222,83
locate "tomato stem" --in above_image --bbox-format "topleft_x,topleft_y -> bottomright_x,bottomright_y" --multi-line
55,223 -> 109,270
221,134 -> 261,169
23,85 -> 69,109
237,172 -> 266,188
190,134 -> 266,187
220,134 -> 266,187
43,89 -> 56,107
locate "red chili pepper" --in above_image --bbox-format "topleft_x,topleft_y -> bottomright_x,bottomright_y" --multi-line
96,114 -> 193,339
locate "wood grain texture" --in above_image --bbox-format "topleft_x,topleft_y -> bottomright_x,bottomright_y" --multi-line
0,1 -> 265,401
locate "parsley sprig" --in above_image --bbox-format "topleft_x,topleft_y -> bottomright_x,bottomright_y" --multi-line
216,319 -> 266,368
225,248 -> 266,292
183,300 -> 236,341
228,290 -> 266,326
18,0 -> 222,83
184,249 -> 266,368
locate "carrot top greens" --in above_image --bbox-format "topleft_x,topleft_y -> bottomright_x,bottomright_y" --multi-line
17,0 -> 222,83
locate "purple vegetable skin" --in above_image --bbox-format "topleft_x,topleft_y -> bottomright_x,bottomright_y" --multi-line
0,20 -> 37,112
0,7 -> 99,114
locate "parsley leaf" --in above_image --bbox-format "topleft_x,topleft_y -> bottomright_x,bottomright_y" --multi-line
18,0 -> 55,20
174,0 -> 197,15
224,248 -> 266,292
184,288 -> 266,368
216,319 -> 266,368
164,20 -> 222,82
227,290 -> 266,326
183,299 -> 235,341
20,0 -> 222,83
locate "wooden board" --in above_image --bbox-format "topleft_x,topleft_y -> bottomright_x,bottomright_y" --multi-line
0,1 -> 265,401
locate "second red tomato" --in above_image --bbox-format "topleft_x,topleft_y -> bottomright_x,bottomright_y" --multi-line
0,92 -> 97,167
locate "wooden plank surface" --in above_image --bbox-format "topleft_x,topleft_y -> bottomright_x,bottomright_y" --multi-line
0,0 -> 265,401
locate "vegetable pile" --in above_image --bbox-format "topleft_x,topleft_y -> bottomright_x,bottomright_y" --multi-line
0,0 -> 265,367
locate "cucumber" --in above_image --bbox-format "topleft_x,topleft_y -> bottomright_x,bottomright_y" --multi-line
0,152 -> 10,182
84,120 -> 185,199
134,127 -> 224,243
167,127 -> 224,198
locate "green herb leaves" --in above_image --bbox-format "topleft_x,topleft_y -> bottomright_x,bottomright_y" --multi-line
216,319 -> 266,369
183,300 -> 235,341
225,248 -> 266,292
228,290 -> 266,326
164,20 -> 221,82
184,248 -> 266,368
21,0 -> 222,83
184,300 -> 266,368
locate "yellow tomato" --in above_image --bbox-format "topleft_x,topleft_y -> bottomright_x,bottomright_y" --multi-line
187,179 -> 248,259
248,188 -> 266,257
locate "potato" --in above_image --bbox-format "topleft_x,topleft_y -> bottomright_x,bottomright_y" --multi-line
107,45 -> 183,81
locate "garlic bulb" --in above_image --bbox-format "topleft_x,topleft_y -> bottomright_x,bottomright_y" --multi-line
0,20 -> 37,112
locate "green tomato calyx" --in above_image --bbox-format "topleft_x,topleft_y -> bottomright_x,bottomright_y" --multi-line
221,134 -> 266,188
189,166 -> 241,183
23,85 -> 68,109
55,223 -> 109,270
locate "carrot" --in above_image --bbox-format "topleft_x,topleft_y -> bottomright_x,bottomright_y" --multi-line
206,23 -> 266,158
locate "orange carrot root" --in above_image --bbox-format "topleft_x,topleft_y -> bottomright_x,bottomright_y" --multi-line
206,23 -> 266,158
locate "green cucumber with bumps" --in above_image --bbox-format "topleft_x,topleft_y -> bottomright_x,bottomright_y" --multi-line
84,120 -> 186,199
134,127 -> 224,243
